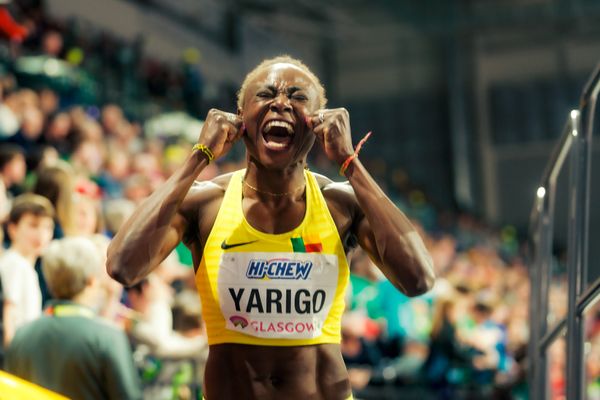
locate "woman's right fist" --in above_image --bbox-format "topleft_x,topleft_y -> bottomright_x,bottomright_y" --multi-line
197,109 -> 243,160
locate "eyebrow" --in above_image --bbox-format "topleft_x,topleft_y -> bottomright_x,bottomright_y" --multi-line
261,85 -> 305,94
286,86 -> 303,93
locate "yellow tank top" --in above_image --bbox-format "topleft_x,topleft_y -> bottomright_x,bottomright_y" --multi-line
195,169 -> 350,346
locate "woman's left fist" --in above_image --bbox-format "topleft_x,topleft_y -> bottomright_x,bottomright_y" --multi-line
309,108 -> 354,165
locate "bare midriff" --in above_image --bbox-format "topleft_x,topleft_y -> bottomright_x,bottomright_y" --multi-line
204,343 -> 351,400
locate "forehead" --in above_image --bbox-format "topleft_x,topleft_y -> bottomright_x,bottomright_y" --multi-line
16,213 -> 54,225
7,154 -> 25,164
249,63 -> 317,90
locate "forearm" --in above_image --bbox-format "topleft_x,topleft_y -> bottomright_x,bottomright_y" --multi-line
3,302 -> 15,347
107,152 -> 208,285
345,159 -> 435,296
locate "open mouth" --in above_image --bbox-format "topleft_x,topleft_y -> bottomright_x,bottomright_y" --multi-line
262,120 -> 294,151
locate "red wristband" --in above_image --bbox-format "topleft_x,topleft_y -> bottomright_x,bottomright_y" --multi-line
339,131 -> 372,176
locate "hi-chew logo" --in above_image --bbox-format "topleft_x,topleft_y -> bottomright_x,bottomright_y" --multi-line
246,258 -> 313,280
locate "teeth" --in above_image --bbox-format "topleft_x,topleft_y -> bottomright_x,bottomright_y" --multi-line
264,120 -> 293,134
266,141 -> 287,149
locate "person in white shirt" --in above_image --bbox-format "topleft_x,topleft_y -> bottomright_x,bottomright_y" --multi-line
0,145 -> 26,222
0,194 -> 54,346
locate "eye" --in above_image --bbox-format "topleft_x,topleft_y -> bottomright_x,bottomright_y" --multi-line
291,94 -> 307,101
257,91 -> 273,98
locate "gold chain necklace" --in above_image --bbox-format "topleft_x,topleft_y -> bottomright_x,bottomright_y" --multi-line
243,179 -> 305,197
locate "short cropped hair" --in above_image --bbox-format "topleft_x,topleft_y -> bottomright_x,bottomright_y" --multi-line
9,193 -> 55,225
237,55 -> 327,110
42,237 -> 103,299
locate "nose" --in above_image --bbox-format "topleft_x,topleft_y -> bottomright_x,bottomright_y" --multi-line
270,93 -> 292,113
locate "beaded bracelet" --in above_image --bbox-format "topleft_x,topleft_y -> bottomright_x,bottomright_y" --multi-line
339,131 -> 372,176
192,143 -> 215,163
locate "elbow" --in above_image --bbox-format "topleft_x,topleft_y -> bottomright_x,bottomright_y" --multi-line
106,258 -> 130,286
106,248 -> 138,287
405,246 -> 436,297
405,270 -> 435,297
398,260 -> 436,297
386,250 -> 435,297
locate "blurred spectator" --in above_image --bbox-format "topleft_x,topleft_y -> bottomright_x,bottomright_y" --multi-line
32,161 -> 76,237
0,1 -> 28,43
0,193 -> 53,346
38,88 -> 58,116
41,112 -> 73,156
41,30 -> 62,57
73,193 -> 103,236
86,233 -> 126,325
123,173 -> 152,204
5,237 -> 142,400
111,121 -> 142,152
422,295 -> 473,397
97,147 -> 130,199
0,90 -> 24,138
140,289 -> 208,400
103,198 -> 135,237
71,139 -> 105,176
465,295 -> 507,385
124,271 -> 206,360
101,104 -> 124,137
0,144 -> 25,221
348,248 -> 384,318
341,311 -> 383,391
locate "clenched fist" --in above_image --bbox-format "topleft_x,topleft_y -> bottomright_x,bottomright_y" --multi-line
197,109 -> 244,160
307,108 -> 354,166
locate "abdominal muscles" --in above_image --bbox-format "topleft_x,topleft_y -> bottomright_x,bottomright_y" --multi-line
204,343 -> 351,400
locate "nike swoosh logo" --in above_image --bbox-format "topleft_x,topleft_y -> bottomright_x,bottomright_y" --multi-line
221,239 -> 258,250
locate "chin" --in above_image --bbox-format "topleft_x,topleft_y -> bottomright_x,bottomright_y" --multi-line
258,155 -> 294,171
246,140 -> 307,171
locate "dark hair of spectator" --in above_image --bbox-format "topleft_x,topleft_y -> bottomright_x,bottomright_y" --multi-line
32,161 -> 75,234
8,193 -> 55,224
0,144 -> 24,171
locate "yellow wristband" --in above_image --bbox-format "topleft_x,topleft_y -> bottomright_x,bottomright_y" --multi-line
192,143 -> 215,162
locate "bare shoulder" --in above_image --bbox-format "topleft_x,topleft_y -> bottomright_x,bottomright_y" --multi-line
312,172 -> 356,205
181,171 -> 236,207
179,171 -> 238,241
311,172 -> 358,222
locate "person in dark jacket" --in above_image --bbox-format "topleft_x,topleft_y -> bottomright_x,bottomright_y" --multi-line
5,236 -> 142,400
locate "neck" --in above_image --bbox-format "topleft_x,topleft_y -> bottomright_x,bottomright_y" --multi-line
10,243 -> 38,265
71,287 -> 97,310
244,159 -> 306,198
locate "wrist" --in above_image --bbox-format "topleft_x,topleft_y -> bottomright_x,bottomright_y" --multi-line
339,131 -> 372,177
192,143 -> 215,163
339,153 -> 357,176
184,145 -> 211,174
340,155 -> 360,178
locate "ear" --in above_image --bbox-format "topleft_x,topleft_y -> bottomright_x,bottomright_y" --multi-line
237,108 -> 246,134
7,222 -> 16,242
87,275 -> 99,288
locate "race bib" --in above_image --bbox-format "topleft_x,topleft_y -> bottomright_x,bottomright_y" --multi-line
218,251 -> 339,339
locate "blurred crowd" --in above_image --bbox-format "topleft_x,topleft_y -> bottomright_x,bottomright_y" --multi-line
0,1 -> 599,400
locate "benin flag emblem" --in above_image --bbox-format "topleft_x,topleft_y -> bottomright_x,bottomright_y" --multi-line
291,234 -> 323,253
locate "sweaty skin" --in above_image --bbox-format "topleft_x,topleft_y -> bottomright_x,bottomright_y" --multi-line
107,61 -> 435,400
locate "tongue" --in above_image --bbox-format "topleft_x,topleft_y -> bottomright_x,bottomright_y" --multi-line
264,134 -> 292,150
